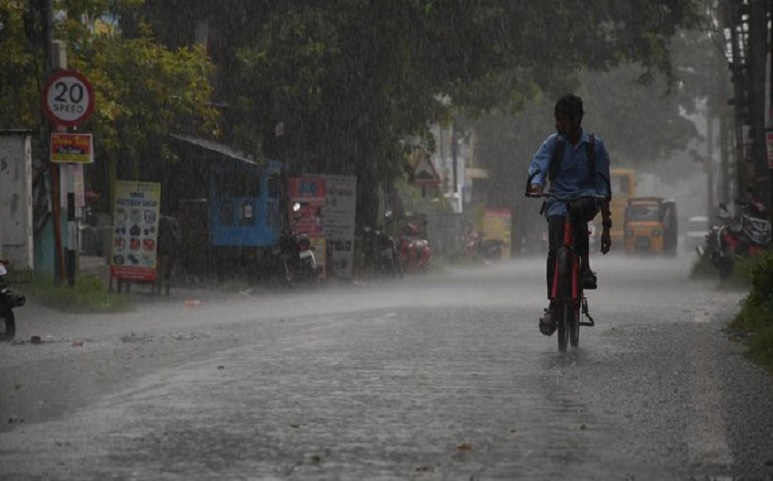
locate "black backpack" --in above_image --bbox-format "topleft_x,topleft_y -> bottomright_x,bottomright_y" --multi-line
548,133 -> 596,184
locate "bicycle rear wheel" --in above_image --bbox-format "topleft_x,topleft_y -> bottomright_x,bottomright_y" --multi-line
555,247 -> 572,352
569,298 -> 580,348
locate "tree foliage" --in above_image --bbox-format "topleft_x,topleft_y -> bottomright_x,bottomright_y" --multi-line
0,0 -> 46,127
2,0 -> 701,226
467,13 -> 727,249
143,0 -> 700,227
0,0 -> 217,207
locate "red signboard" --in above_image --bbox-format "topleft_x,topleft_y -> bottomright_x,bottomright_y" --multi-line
51,133 -> 94,163
288,177 -> 326,236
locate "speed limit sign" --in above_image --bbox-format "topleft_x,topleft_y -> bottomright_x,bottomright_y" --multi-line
42,70 -> 95,127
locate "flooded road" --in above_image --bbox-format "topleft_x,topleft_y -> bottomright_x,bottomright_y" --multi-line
1,254 -> 771,480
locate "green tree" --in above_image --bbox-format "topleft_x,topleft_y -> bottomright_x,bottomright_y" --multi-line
0,0 -> 217,209
0,0 -> 46,127
141,0 -> 700,228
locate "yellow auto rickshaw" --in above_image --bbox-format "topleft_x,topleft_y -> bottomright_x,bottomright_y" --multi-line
623,197 -> 678,255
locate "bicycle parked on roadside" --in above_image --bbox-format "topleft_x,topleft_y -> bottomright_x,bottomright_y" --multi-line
526,187 -> 607,352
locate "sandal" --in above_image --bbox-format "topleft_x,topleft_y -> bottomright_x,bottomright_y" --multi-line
539,308 -> 556,336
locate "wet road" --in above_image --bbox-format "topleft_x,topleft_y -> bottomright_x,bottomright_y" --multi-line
1,254 -> 772,480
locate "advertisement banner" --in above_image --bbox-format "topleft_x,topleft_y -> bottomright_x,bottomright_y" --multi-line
289,176 -> 326,277
288,177 -> 326,236
110,180 -> 161,282
322,175 -> 357,278
51,133 -> 94,163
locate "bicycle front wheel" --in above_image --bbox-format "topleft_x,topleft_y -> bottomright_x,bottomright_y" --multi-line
555,247 -> 572,352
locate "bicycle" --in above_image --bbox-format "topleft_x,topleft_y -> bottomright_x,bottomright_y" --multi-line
526,188 -> 608,351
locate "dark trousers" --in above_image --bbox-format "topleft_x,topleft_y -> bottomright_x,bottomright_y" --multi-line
546,199 -> 598,299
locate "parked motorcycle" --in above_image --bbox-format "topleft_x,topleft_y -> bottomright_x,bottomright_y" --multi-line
700,202 -> 771,280
398,223 -> 432,272
0,260 -> 26,341
464,229 -> 504,260
276,203 -> 322,286
362,226 -> 402,277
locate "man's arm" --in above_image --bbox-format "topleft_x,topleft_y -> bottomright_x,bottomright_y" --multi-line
600,201 -> 612,230
596,139 -> 612,254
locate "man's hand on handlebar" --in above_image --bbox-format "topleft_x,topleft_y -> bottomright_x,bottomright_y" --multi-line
527,184 -> 543,198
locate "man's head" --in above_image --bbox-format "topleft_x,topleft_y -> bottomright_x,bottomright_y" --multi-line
554,94 -> 583,138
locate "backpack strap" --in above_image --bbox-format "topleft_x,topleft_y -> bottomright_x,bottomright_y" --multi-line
586,133 -> 596,183
548,137 -> 565,182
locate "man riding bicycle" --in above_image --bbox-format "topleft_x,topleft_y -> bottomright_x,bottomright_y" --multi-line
527,94 -> 612,336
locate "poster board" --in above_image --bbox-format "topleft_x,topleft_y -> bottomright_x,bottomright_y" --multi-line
322,175 -> 357,278
288,176 -> 326,276
110,180 -> 161,282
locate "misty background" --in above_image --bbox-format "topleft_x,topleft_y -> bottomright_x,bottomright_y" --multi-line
462,28 -> 723,254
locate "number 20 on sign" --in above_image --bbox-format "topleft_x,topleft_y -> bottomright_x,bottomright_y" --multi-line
42,70 -> 95,127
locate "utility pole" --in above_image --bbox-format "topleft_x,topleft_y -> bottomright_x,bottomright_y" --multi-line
769,0 -> 773,217
41,0 -> 67,285
728,0 -> 746,200
748,0 -> 769,206
707,114 -> 715,217
720,86 -> 731,205
718,1 -> 732,206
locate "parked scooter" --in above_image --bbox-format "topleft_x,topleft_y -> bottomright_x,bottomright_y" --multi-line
362,225 -> 403,277
277,203 -> 322,286
0,259 -> 26,341
700,201 -> 771,280
464,229 -> 504,260
399,223 -> 432,272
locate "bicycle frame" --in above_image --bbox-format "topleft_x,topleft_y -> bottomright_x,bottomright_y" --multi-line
550,215 -> 581,301
544,197 -> 600,351
524,170 -> 607,351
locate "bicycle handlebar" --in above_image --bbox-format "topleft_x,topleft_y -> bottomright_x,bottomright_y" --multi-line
524,170 -> 609,202
527,192 -> 609,202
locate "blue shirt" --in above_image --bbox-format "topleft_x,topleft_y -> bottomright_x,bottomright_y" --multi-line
527,130 -> 611,217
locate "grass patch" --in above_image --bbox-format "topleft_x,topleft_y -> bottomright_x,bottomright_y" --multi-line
689,250 -> 765,287
728,253 -> 773,372
727,255 -> 764,286
25,274 -> 133,313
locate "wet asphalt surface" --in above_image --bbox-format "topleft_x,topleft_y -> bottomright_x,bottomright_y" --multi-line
1,253 -> 772,480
